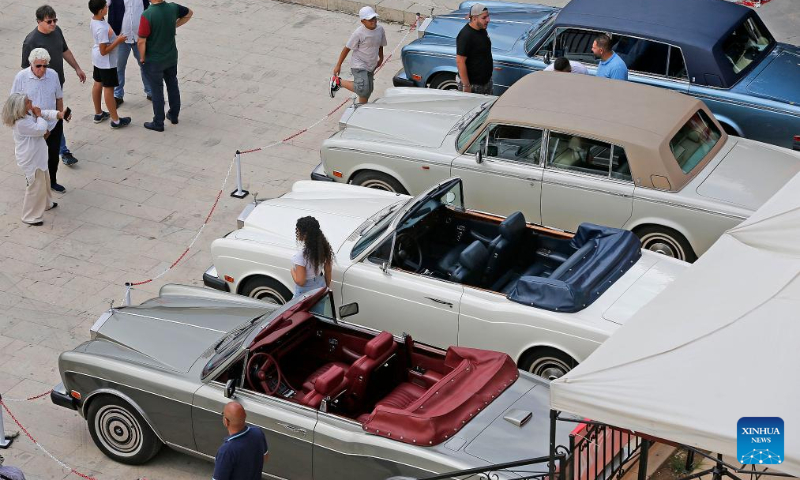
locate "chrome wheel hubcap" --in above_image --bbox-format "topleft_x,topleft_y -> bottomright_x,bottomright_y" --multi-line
95,405 -> 142,457
249,286 -> 286,305
529,357 -> 570,381
640,233 -> 685,261
360,179 -> 395,192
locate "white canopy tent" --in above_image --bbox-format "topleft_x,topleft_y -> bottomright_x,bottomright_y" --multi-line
551,172 -> 800,476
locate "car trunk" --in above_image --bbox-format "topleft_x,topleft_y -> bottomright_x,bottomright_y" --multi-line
744,46 -> 800,105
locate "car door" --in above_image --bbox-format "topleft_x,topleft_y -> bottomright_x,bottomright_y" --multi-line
192,381 -> 315,480
540,131 -> 634,232
313,412 -> 434,479
339,249 -> 462,348
451,123 -> 544,222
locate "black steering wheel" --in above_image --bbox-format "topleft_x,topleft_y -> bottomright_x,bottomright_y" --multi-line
246,352 -> 282,395
394,232 -> 423,273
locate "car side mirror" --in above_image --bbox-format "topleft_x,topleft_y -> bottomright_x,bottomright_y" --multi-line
339,302 -> 359,318
380,261 -> 391,275
544,51 -> 551,65
224,378 -> 236,399
476,149 -> 483,164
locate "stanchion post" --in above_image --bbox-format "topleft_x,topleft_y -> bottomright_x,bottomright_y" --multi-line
0,394 -> 15,449
124,283 -> 132,307
230,150 -> 250,199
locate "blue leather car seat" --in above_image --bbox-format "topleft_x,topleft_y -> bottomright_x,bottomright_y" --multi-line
449,241 -> 489,286
483,211 -> 526,286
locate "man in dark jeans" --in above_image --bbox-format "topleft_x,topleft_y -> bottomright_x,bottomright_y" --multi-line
137,0 -> 192,132
455,3 -> 492,94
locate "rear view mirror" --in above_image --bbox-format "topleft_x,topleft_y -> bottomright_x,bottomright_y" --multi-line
224,379 -> 236,398
339,303 -> 359,318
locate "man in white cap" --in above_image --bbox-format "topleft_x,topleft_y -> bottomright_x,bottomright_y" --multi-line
456,3 -> 492,94
331,5 -> 387,103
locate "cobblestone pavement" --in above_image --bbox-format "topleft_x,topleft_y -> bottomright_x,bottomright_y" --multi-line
0,0 -> 412,477
0,0 -> 796,478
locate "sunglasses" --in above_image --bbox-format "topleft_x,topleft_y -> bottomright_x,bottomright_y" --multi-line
33,64 -> 48,69
43,18 -> 58,25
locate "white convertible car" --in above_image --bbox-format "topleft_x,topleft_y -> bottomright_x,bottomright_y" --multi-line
204,178 -> 687,378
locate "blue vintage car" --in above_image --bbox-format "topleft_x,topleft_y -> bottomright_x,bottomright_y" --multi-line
394,0 -> 800,150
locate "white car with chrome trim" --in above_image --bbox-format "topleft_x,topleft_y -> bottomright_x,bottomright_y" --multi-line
204,178 -> 687,379
314,72 -> 800,262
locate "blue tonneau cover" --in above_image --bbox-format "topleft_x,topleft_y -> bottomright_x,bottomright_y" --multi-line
508,224 -> 641,312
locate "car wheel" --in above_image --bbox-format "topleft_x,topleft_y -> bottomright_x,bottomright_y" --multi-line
429,73 -> 459,90
520,348 -> 575,381
352,171 -> 408,194
636,225 -> 697,263
87,396 -> 162,465
240,276 -> 292,305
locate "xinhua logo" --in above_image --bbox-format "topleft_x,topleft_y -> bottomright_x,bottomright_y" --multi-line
738,417 -> 784,465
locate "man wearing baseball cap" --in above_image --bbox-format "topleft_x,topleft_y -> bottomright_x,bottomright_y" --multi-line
330,6 -> 387,103
456,3 -> 493,94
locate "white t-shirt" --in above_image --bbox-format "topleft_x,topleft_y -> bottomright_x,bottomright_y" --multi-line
544,60 -> 589,75
91,18 -> 118,69
346,24 -> 388,72
291,251 -> 322,277
10,68 -> 62,131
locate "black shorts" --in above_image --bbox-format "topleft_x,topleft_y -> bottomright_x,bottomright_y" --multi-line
93,66 -> 119,87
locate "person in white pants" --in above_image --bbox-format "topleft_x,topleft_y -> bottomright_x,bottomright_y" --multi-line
2,93 -> 64,225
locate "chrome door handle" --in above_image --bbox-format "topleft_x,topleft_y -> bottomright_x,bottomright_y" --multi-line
278,423 -> 307,435
425,297 -> 453,308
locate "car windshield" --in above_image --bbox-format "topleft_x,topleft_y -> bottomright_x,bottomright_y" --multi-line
721,16 -> 774,76
350,200 -> 408,259
201,295 -> 305,379
456,101 -> 494,151
669,110 -> 722,174
524,13 -> 556,55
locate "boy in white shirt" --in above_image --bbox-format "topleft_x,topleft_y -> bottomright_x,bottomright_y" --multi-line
330,6 -> 387,104
89,0 -> 131,128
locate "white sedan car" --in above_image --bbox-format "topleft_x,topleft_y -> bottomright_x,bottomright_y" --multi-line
204,178 -> 686,378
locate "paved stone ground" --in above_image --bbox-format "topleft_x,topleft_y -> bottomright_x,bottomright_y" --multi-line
0,0 -> 796,478
0,0 -> 411,477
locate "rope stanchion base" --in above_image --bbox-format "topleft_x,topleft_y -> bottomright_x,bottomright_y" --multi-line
230,188 -> 250,199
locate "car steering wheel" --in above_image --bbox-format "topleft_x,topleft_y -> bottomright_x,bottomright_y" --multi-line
394,233 -> 423,273
246,352 -> 282,395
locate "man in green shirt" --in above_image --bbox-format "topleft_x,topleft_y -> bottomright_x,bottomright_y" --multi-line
137,0 -> 192,132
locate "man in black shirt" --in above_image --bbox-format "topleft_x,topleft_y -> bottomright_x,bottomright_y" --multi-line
455,3 -> 492,94
21,5 -> 87,169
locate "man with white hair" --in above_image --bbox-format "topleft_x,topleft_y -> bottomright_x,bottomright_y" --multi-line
11,48 -> 70,193
22,5 -> 86,167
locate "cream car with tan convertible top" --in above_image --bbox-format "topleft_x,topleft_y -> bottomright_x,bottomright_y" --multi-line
205,178 -> 687,379
315,72 -> 800,261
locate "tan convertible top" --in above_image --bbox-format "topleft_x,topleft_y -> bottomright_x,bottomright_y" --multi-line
486,72 -> 727,190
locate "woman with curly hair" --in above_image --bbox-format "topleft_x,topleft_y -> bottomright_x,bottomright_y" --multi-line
291,216 -> 334,297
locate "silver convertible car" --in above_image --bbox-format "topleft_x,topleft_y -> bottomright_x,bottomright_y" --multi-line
315,72 -> 800,261
51,287 -> 574,478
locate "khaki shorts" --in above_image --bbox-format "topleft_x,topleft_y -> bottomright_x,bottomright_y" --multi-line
352,68 -> 375,99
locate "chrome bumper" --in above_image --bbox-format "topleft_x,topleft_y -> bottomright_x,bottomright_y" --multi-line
50,382 -> 79,411
311,163 -> 334,182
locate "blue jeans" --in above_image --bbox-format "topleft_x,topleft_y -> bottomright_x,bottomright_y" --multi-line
59,134 -> 69,156
115,42 -> 151,99
142,61 -> 180,128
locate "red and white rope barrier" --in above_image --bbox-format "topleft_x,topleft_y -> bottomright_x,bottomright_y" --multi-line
0,399 -> 98,479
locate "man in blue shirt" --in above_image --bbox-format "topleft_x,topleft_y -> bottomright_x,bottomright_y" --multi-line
592,34 -> 628,81
213,402 -> 268,480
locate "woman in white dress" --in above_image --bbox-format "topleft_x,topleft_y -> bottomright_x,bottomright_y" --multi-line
2,93 -> 64,225
291,216 -> 334,297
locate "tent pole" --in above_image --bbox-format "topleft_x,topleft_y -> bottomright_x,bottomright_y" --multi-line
549,409 -> 558,480
638,439 -> 651,480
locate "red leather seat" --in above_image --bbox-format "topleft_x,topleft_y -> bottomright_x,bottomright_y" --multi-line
302,362 -> 348,392
344,331 -> 397,412
296,365 -> 347,409
375,382 -> 427,410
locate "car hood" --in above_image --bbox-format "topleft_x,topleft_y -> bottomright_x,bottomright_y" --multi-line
238,181 -> 407,251
340,88 -> 489,148
744,45 -> 800,105
439,372 -> 574,465
695,137 -> 800,211
421,5 -> 557,53
91,285 -> 276,373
